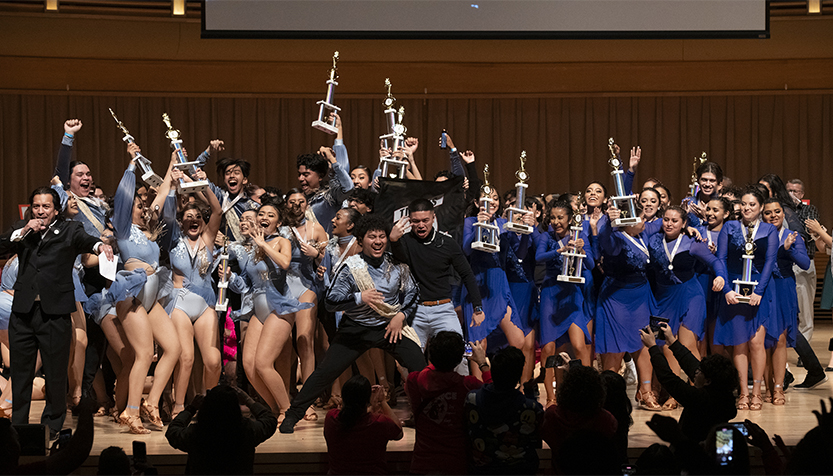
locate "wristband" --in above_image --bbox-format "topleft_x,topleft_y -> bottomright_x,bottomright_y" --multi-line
478,362 -> 489,370
474,305 -> 483,314
64,132 -> 74,138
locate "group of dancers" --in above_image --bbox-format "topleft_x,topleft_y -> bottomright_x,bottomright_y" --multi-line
0,111 -> 825,437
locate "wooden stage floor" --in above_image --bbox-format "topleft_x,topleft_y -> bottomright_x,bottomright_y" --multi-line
19,322 -> 833,474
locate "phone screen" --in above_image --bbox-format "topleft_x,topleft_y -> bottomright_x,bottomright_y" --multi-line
715,428 -> 734,466
440,130 -> 448,149
464,343 -> 473,357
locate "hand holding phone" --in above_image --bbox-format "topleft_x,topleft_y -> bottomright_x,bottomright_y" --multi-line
440,129 -> 448,149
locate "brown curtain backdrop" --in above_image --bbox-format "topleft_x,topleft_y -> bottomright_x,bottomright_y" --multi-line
0,93 -> 831,230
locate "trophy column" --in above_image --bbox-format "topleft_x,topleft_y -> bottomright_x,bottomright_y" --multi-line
311,52 -> 341,135
472,164 -> 500,253
109,108 -> 163,188
733,232 -> 759,304
162,113 -> 209,194
504,151 -> 533,234
557,211 -> 587,284
607,138 -> 641,227
379,105 -> 409,179
215,237 -> 230,312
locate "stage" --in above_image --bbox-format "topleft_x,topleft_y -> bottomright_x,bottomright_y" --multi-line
19,322 -> 833,474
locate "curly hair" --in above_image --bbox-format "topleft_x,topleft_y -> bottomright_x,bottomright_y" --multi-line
557,365 -> 606,415
352,213 -> 390,241
698,354 -> 740,392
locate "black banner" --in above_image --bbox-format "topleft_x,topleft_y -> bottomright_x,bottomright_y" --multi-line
375,176 -> 467,243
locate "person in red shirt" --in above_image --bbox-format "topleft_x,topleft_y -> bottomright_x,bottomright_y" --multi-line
324,374 -> 403,475
541,359 -> 618,456
406,331 -> 491,474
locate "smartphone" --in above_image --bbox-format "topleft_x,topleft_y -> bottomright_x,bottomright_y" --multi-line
621,464 -> 637,475
464,342 -> 473,357
728,421 -> 749,437
440,129 -> 447,149
715,427 -> 734,466
133,440 -> 148,467
828,337 -> 833,352
649,316 -> 670,340
545,354 -> 565,368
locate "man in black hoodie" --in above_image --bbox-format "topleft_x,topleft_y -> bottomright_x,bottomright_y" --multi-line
464,347 -> 544,474
641,324 -> 739,443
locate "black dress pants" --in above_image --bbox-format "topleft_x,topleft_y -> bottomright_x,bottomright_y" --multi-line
10,303 -> 71,432
284,317 -> 426,420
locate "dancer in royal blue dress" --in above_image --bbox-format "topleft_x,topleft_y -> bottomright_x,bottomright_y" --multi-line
535,200 -> 594,408
695,197 -> 733,358
462,190 -> 524,350
647,206 -> 727,410
761,198 -> 810,406
595,204 -> 663,410
714,187 -> 779,411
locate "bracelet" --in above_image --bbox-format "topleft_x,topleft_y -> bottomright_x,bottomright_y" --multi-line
64,132 -> 73,138
478,362 -> 489,370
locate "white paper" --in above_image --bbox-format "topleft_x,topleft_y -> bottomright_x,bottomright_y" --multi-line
98,253 -> 117,281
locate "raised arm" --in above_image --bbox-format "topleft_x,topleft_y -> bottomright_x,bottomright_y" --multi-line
444,133 -> 466,178
54,119 -> 82,184
112,161 -> 138,240
787,233 -> 811,270
320,145 -> 354,203
146,149 -> 176,218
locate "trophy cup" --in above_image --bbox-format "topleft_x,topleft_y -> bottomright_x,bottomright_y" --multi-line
688,152 -> 708,197
504,151 -> 533,234
215,237 -> 230,312
162,113 -> 209,194
379,105 -> 409,179
311,51 -> 341,135
732,226 -> 759,304
557,201 -> 587,284
109,108 -> 163,188
607,138 -> 642,227
471,164 -> 500,253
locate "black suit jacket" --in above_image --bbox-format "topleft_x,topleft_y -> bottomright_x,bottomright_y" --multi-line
0,219 -> 101,315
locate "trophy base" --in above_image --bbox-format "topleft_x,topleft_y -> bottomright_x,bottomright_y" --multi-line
472,241 -> 500,253
312,120 -> 338,135
178,180 -> 209,194
613,217 -> 642,227
557,275 -> 585,284
215,300 -> 228,312
735,295 -> 752,304
732,279 -> 758,304
504,222 -> 533,235
141,171 -> 163,189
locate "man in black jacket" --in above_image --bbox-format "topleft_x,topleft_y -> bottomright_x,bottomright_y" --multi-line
640,323 -> 738,443
0,186 -> 112,436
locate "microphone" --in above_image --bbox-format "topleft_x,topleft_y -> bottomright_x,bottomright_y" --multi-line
20,219 -> 45,239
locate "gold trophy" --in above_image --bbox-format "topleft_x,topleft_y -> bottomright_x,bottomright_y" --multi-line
504,151 -> 533,234
379,105 -> 409,179
688,152 -> 708,197
472,164 -> 500,253
311,51 -> 341,135
607,138 -> 641,227
109,108 -> 162,188
162,113 -> 209,194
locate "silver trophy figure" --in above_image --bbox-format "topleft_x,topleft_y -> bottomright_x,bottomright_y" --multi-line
733,226 -> 759,304
504,151 -> 533,234
215,237 -> 230,312
162,113 -> 209,194
379,105 -> 409,179
109,108 -> 163,188
557,205 -> 587,284
607,138 -> 641,227
472,165 -> 500,253
311,52 -> 341,135
379,78 -> 397,150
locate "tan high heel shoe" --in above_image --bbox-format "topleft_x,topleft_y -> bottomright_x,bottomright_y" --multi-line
662,396 -> 678,410
119,411 -> 151,435
640,391 -> 662,411
737,394 -> 749,410
772,385 -> 785,406
140,399 -> 164,431
749,394 -> 763,411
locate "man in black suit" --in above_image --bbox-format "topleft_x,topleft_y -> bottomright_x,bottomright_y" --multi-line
0,186 -> 113,436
